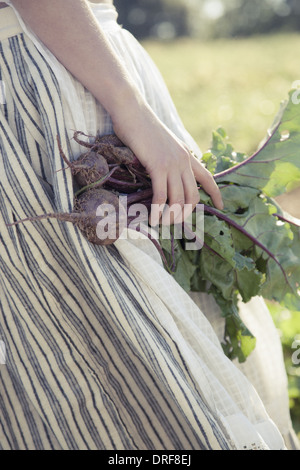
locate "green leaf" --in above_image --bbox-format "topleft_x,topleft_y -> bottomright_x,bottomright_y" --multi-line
212,291 -> 257,363
172,245 -> 197,292
235,261 -> 263,303
202,215 -> 235,265
205,198 -> 300,309
223,314 -> 257,363
215,91 -> 300,197
199,247 -> 236,301
207,128 -> 247,174
161,88 -> 300,363
201,152 -> 217,175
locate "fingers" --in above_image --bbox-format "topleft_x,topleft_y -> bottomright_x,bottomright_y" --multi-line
161,170 -> 185,225
191,155 -> 224,211
181,166 -> 201,212
162,167 -> 200,225
149,156 -> 201,226
148,146 -> 224,227
149,172 -> 167,227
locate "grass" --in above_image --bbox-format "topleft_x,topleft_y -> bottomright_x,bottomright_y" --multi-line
142,33 -> 300,156
141,33 -> 300,440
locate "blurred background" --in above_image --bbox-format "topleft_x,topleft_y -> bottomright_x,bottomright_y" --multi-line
115,0 -> 300,438
115,0 -> 300,40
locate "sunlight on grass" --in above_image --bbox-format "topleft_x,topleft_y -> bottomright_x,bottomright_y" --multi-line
142,33 -> 300,155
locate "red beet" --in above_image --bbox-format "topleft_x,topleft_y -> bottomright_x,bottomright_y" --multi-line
73,131 -> 124,149
7,188 -> 127,246
73,132 -> 145,170
57,136 -> 111,187
72,151 -> 110,187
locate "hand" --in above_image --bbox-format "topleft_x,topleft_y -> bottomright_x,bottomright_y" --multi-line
112,100 -> 224,226
9,0 -> 223,226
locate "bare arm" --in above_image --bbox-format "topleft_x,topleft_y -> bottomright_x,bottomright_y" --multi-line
10,0 -> 223,224
9,0 -> 139,121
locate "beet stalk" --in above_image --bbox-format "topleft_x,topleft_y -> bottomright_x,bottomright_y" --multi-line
73,131 -> 146,172
73,131 -> 124,149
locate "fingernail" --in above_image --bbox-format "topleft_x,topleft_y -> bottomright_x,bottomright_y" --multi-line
149,217 -> 159,227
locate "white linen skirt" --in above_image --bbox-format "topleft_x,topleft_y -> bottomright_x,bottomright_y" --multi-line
0,2 -> 297,450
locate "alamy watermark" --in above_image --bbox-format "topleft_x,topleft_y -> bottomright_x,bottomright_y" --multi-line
291,80 -> 300,105
95,198 -> 204,250
292,336 -> 300,366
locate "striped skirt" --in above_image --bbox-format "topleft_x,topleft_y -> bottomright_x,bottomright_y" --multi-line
0,3 -> 293,450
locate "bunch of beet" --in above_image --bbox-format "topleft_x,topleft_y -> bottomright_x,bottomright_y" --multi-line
7,132 -> 156,248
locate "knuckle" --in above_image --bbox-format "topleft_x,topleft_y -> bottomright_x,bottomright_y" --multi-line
158,158 -> 171,170
180,152 -> 191,167
170,198 -> 185,208
182,148 -> 191,160
152,193 -> 167,206
192,193 -> 200,205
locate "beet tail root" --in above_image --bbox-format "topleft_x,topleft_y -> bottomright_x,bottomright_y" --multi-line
72,131 -> 96,149
56,135 -> 73,169
6,212 -> 84,227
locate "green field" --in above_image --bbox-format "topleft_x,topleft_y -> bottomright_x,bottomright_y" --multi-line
142,33 -> 300,440
142,33 -> 300,156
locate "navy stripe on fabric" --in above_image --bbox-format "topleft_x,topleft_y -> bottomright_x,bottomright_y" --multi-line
0,28 -> 230,450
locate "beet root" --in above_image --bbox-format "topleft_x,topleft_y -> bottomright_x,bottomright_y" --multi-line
73,132 -> 145,170
57,136 -> 111,187
72,151 -> 109,186
73,131 -> 124,149
7,188 -> 127,246
74,188 -> 127,244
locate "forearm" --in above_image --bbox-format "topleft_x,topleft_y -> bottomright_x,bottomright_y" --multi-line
9,0 -> 142,120
9,0 -> 224,220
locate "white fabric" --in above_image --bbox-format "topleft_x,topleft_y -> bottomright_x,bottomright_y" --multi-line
6,0 -> 298,450
191,292 -> 300,449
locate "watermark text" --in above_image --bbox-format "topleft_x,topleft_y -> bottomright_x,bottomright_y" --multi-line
95,198 -> 204,250
292,337 -> 300,365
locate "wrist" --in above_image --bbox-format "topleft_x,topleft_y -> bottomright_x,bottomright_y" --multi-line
101,80 -> 145,124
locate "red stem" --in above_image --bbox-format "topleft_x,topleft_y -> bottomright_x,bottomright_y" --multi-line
203,204 -> 291,286
213,119 -> 281,181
